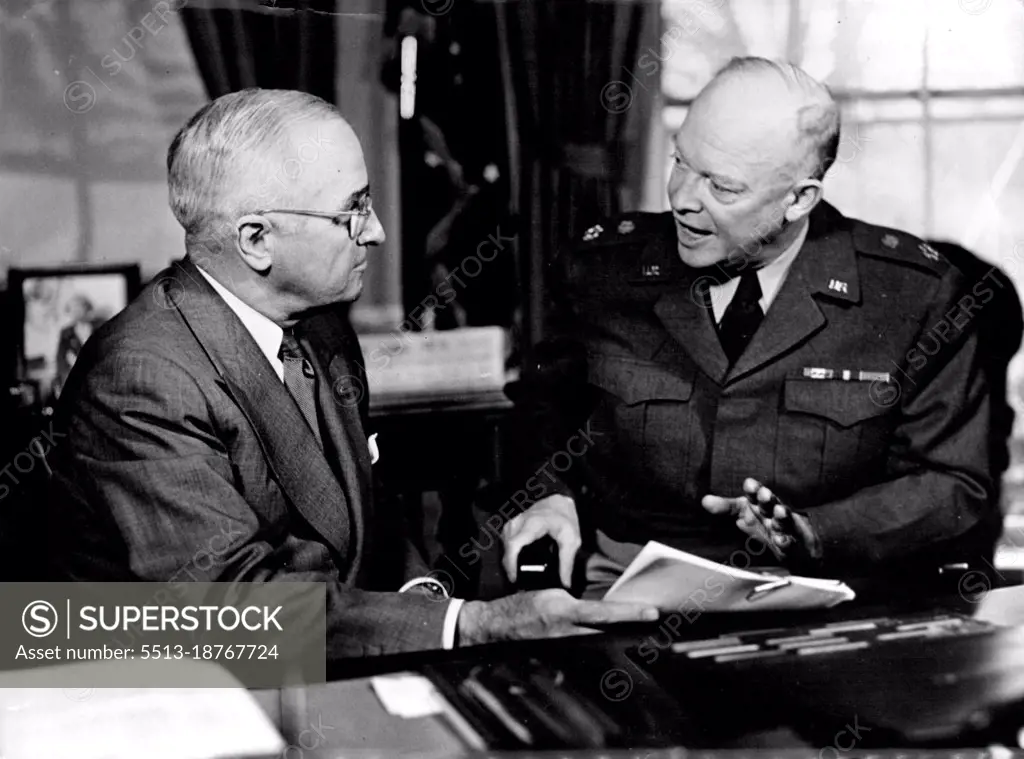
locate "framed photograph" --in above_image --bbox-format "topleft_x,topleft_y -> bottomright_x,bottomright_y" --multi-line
8,265 -> 141,404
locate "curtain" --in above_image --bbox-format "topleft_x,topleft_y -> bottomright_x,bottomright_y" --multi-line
179,0 -> 337,101
496,0 -> 657,351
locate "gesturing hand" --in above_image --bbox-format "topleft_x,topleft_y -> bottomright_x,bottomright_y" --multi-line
456,589 -> 659,646
701,478 -> 822,563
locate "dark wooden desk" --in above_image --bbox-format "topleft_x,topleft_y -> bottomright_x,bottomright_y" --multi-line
263,580 -> 1024,756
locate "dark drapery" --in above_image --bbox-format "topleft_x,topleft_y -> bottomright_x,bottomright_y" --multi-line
496,0 -> 656,351
381,1 -> 520,336
179,0 -> 338,101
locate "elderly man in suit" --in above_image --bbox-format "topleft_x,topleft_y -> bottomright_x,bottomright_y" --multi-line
43,88 -> 656,657
503,57 -> 1000,595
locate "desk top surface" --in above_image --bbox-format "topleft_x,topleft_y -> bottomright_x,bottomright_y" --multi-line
368,388 -> 513,417
289,582 -> 1024,756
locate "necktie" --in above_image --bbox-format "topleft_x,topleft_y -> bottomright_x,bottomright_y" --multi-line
717,271 -> 764,365
279,329 -> 323,448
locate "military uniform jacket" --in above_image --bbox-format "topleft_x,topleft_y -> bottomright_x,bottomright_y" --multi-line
517,201 -> 997,571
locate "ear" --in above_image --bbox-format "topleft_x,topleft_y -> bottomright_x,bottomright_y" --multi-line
784,179 -> 823,225
235,214 -> 273,273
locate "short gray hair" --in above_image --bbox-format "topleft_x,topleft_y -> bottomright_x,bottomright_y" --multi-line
167,88 -> 339,242
712,56 -> 840,181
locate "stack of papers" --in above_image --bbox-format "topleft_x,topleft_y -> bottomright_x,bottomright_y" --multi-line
604,541 -> 855,612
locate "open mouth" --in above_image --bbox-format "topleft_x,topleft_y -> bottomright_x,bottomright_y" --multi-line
675,213 -> 708,233
674,216 -> 713,241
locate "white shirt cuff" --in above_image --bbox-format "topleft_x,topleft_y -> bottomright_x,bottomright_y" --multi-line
442,598 -> 465,650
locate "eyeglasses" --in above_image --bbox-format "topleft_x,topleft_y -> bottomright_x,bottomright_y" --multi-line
257,194 -> 374,239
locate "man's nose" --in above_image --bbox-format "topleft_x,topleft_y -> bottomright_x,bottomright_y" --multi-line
668,169 -> 702,215
358,209 -> 386,246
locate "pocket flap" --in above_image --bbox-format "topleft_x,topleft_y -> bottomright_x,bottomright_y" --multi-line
588,355 -> 694,405
783,378 -> 892,428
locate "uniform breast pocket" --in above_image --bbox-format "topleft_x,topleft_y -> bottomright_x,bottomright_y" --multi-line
587,355 -> 695,481
777,379 -> 895,498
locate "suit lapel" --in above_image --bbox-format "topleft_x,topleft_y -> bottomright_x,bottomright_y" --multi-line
298,312 -> 371,572
166,259 -> 353,560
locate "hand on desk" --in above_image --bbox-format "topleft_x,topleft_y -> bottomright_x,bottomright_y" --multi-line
502,494 -> 581,587
456,589 -> 658,646
702,478 -> 823,563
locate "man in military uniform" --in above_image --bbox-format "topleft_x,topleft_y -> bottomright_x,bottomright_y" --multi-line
502,57 -> 999,594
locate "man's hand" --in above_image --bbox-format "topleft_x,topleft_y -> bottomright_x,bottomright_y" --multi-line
502,495 -> 580,587
701,478 -> 823,562
456,589 -> 658,646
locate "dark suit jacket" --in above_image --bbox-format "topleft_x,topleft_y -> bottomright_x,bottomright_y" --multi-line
43,258 -> 451,658
513,202 -> 998,573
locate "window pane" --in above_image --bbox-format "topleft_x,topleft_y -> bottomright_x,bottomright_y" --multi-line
927,1 -> 1024,91
930,120 -> 1024,273
663,0 -> 938,101
661,0 -> 793,101
801,0 -> 927,93
823,121 -> 927,235
840,98 -> 925,123
932,97 -> 1024,121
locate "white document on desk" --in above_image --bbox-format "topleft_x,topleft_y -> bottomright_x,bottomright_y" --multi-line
0,660 -> 284,759
603,541 -> 855,611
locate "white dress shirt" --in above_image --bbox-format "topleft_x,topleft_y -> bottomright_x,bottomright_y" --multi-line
197,268 -> 285,380
196,266 -> 463,649
708,222 -> 810,324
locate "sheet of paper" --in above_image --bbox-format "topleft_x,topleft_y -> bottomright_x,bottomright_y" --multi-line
604,541 -> 855,611
0,661 -> 284,759
370,673 -> 447,719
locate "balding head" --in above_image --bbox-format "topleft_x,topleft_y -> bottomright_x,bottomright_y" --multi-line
167,88 -> 348,245
700,57 -> 840,181
668,58 -> 837,268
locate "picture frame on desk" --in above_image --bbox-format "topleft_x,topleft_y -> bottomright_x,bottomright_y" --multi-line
8,264 -> 141,406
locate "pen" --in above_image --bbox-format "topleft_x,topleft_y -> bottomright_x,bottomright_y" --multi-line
436,693 -> 488,750
462,672 -> 534,746
525,667 -> 618,747
746,578 -> 791,602
486,665 -> 579,746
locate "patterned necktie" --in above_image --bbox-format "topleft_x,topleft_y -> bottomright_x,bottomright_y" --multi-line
717,271 -> 764,365
278,329 -> 323,448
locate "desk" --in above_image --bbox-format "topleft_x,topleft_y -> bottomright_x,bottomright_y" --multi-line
369,389 -> 513,597
262,581 -> 1024,756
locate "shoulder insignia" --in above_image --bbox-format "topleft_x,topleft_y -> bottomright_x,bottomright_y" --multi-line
853,222 -> 949,276
918,242 -> 940,261
575,212 -> 671,253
